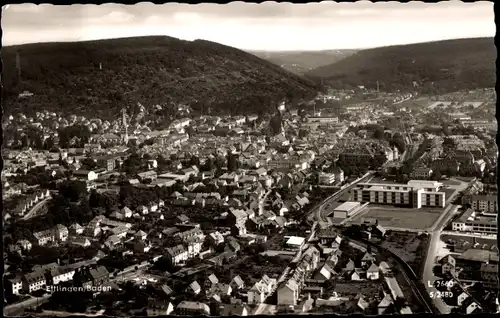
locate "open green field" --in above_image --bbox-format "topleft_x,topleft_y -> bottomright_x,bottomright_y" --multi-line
334,281 -> 385,298
382,231 -> 430,278
350,206 -> 442,230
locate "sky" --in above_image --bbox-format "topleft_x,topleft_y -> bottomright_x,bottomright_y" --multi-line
1,1 -> 495,51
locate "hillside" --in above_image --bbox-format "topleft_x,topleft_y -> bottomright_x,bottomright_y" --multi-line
306,38 -> 496,92
250,49 -> 357,75
2,36 -> 320,119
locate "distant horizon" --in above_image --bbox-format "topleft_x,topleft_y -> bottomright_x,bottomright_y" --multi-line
245,36 -> 494,52
2,2 -> 494,50
2,35 -> 494,53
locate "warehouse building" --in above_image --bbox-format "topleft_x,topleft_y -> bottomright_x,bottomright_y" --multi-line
333,201 -> 361,219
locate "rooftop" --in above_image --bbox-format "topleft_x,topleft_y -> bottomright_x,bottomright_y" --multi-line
177,301 -> 209,311
334,201 -> 360,212
480,263 -> 498,273
458,248 -> 499,263
456,208 -> 497,226
471,194 -> 497,201
286,236 -> 305,246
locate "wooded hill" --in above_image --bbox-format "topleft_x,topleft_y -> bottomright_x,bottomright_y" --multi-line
3,36 -> 321,119
306,38 -> 496,93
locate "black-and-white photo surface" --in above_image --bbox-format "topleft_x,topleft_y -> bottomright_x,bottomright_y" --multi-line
1,1 -> 498,316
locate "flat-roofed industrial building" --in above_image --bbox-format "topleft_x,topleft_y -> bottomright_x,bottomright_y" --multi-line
333,201 -> 361,219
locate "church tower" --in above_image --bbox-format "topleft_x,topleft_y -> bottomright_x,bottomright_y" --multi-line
121,108 -> 129,145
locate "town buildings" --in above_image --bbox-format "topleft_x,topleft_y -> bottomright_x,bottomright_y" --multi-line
2,87 -> 497,315
452,208 -> 497,235
470,195 -> 497,213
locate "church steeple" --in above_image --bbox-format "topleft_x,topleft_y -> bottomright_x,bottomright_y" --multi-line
121,107 -> 129,145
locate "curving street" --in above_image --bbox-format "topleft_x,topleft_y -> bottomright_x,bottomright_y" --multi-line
312,171 -> 375,225
421,178 -> 471,314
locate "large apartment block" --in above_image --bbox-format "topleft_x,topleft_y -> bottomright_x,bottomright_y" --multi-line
350,180 -> 446,209
470,195 -> 497,213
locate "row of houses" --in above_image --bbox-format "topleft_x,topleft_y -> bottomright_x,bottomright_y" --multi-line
6,261 -> 109,295
13,189 -> 51,217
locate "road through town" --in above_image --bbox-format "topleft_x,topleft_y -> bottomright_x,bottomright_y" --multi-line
421,178 -> 471,314
312,171 -> 375,225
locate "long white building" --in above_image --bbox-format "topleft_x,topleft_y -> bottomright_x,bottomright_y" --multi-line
349,180 -> 445,208
452,208 -> 497,235
306,116 -> 339,124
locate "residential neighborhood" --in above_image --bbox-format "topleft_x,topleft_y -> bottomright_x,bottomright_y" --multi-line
3,84 -> 497,316
2,3 -> 498,316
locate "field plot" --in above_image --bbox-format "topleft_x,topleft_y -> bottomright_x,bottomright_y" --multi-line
381,231 -> 430,277
349,206 -> 442,230
334,281 -> 385,299
366,177 -> 400,185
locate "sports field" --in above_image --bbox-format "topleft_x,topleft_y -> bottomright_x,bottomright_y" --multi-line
350,206 -> 442,230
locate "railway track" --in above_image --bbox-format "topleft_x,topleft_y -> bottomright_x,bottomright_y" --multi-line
395,258 -> 436,314
349,237 -> 438,314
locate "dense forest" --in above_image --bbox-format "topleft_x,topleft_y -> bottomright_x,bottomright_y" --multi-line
2,36 -> 320,119
306,38 -> 496,93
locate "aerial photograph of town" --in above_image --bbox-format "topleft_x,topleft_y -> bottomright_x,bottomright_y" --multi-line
1,1 -> 498,316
